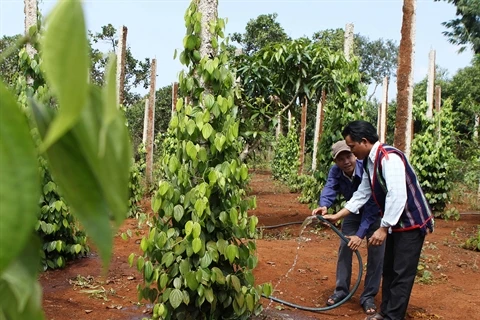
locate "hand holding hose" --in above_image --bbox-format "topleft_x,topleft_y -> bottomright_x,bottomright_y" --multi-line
347,235 -> 362,251
311,206 -> 327,216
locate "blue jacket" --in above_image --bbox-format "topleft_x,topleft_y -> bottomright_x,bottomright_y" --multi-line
319,160 -> 380,239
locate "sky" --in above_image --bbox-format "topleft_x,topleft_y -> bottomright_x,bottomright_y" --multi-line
0,0 -> 475,100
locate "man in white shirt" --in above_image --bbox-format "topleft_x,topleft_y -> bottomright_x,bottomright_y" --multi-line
320,121 -> 434,320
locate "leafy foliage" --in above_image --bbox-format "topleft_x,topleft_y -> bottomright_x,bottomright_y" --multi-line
411,101 -> 456,213
37,160 -> 90,270
0,34 -> 22,88
312,28 -> 398,98
128,146 -> 146,218
435,0 -> 480,54
134,2 -> 270,319
461,226 -> 480,251
271,122 -> 299,182
231,13 -> 290,55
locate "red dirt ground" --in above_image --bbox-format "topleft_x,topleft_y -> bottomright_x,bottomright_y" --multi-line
40,170 -> 480,320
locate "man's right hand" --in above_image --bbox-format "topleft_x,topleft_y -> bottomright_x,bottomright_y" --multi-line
311,206 -> 328,216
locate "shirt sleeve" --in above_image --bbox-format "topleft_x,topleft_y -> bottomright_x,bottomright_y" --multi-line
355,196 -> 379,239
345,167 -> 372,214
319,166 -> 339,208
380,153 -> 407,228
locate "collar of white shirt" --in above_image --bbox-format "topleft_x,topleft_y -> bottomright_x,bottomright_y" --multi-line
368,141 -> 382,165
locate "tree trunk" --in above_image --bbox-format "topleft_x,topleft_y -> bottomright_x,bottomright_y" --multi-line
344,23 -> 354,62
116,26 -> 128,106
380,77 -> 388,142
24,0 -> 37,59
394,0 -> 416,158
426,49 -> 435,119
312,91 -> 326,171
24,0 -> 37,86
145,59 -> 157,189
275,114 -> 282,139
298,97 -> 307,175
198,0 -> 217,93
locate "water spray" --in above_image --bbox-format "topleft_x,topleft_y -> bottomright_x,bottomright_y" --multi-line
261,215 -> 364,312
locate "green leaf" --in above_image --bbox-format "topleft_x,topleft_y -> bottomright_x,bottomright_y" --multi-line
128,253 -> 135,267
229,208 -> 238,225
173,205 -> 184,222
246,293 -> 254,311
192,238 -> 202,254
186,141 -> 197,160
192,222 -> 201,238
40,0 -> 89,150
158,181 -> 170,196
159,273 -> 169,289
169,288 -> 183,309
199,252 -> 212,268
230,274 -> 241,292
0,83 -> 39,274
185,221 -> 193,236
226,245 -> 238,263
202,123 -> 214,139
162,252 -> 174,267
186,119 -> 196,135
179,259 -> 190,275
185,271 -> 199,291
204,287 -> 214,303
212,267 -> 225,285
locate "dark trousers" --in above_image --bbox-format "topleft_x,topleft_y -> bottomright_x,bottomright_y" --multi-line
381,229 -> 425,320
334,214 -> 384,305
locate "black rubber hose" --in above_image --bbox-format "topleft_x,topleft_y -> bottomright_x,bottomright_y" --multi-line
258,221 -> 303,229
261,214 -> 364,312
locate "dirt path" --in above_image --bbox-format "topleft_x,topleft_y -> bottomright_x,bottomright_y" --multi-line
40,170 -> 480,320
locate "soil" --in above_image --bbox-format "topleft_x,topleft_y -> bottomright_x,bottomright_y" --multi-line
40,170 -> 480,320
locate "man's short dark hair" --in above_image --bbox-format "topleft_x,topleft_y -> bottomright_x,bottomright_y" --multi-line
342,120 -> 379,144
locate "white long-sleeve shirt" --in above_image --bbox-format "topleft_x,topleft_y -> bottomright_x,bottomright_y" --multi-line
345,142 -> 408,228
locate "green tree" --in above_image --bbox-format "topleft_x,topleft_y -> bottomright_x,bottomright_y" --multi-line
231,13 -> 290,55
435,0 -> 480,54
0,34 -> 22,88
233,38 -> 363,167
313,28 -> 398,100
446,58 -> 480,156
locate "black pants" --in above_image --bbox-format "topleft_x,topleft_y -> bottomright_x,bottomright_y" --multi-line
381,229 -> 425,320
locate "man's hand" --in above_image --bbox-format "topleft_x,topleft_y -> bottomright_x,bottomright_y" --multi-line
311,206 -> 328,216
368,227 -> 388,246
322,213 -> 340,224
347,235 -> 362,251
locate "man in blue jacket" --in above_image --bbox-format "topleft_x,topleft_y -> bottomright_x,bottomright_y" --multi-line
312,140 -> 384,315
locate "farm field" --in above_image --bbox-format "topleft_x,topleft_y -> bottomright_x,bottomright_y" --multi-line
40,171 -> 480,320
